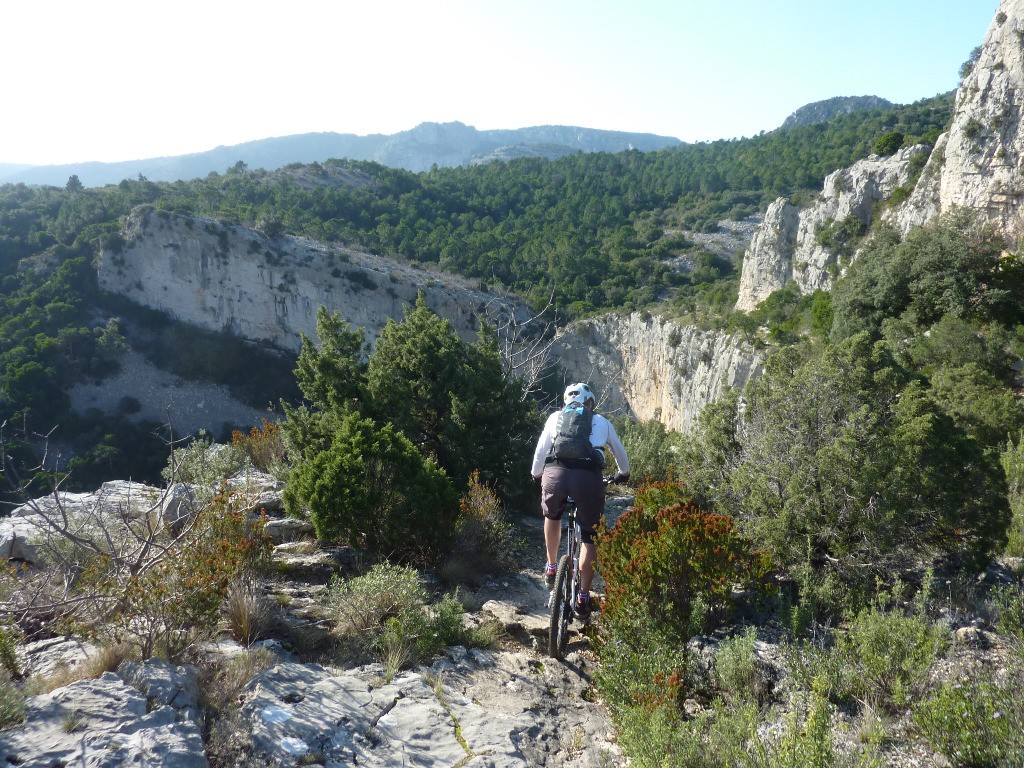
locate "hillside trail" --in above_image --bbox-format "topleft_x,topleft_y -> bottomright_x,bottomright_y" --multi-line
247,493 -> 635,767
415,492 -> 635,767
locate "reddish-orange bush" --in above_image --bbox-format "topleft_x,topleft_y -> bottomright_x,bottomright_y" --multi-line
231,418 -> 285,472
600,479 -> 771,637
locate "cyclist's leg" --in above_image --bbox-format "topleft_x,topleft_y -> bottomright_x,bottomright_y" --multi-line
579,539 -> 597,593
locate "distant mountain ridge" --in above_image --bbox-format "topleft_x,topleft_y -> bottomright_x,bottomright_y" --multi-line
0,122 -> 682,188
780,95 -> 894,129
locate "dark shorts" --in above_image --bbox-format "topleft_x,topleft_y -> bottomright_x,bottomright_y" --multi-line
541,465 -> 604,537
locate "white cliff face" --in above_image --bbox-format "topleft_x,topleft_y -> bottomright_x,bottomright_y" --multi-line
735,146 -> 926,312
98,208 -> 515,352
734,198 -> 800,311
894,0 -> 1024,241
741,0 -> 1024,312
552,313 -> 764,433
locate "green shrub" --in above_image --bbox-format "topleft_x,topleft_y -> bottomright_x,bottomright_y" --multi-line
284,411 -> 457,562
872,131 -> 905,156
781,639 -> 849,707
326,563 -> 476,670
1001,432 -> 1024,557
993,583 -> 1024,641
0,624 -> 20,677
0,670 -> 24,730
613,699 -> 761,768
612,417 -> 689,483
715,627 -> 772,709
760,681 -> 835,768
600,481 -> 772,639
162,432 -> 246,490
842,605 -> 947,712
914,673 -> 1024,767
595,600 -> 693,715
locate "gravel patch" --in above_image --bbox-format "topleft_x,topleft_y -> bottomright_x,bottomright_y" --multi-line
69,349 -> 272,438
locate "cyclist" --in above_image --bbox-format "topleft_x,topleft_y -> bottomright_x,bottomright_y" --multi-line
531,382 -> 630,617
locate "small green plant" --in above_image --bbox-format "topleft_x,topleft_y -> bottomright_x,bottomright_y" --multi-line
914,673 -> 1024,766
0,670 -> 25,729
963,118 -> 984,141
162,433 -> 246,491
715,626 -> 772,709
783,640 -> 842,695
612,418 -> 689,483
761,679 -> 834,767
0,624 -> 21,677
992,583 -> 1024,641
326,563 -> 475,669
841,604 -> 947,712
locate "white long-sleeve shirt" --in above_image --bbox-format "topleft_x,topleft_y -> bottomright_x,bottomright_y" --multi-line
531,409 -> 630,477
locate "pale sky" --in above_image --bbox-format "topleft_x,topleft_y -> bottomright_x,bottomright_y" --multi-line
0,0 -> 999,166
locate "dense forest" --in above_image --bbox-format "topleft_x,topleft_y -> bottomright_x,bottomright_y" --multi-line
0,91 -> 961,493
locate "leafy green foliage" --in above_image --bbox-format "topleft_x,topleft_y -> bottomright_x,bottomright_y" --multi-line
714,627 -> 773,709
872,130 -> 905,156
283,298 -> 536,562
365,295 -> 536,499
831,212 -> 1024,341
813,214 -> 867,259
915,671 -> 1024,767
612,417 -> 688,483
0,95 -> 954,492
0,670 -> 24,730
841,604 -> 947,712
1002,433 -> 1024,557
284,409 -> 457,561
326,563 -> 481,669
693,334 -> 1010,594
992,583 -> 1024,640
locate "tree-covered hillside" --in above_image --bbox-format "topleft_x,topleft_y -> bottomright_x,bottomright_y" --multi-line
0,95 -> 953,490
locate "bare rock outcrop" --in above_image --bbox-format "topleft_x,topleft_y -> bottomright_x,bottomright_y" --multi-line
0,666 -> 207,768
893,0 -> 1024,240
98,207 -> 523,354
735,146 -> 927,312
553,312 -> 764,433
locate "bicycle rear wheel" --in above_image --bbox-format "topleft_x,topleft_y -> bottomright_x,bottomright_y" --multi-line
547,554 -> 573,658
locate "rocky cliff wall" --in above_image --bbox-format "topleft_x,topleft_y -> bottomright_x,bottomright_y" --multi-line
738,0 -> 1024,313
553,313 -> 764,433
99,212 -> 762,434
893,0 -> 1024,240
735,146 -> 926,311
98,208 -> 515,353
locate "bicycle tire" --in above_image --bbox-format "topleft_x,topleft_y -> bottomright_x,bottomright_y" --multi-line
548,553 -> 573,658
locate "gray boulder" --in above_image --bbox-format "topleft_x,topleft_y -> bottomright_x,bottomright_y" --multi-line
0,671 -> 207,768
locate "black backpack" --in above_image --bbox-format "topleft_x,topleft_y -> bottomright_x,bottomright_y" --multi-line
550,405 -> 600,463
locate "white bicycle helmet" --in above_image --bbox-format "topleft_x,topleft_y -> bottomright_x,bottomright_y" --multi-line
563,382 -> 595,406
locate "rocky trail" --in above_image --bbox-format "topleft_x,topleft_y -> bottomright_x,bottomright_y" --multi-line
0,484 -> 634,767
